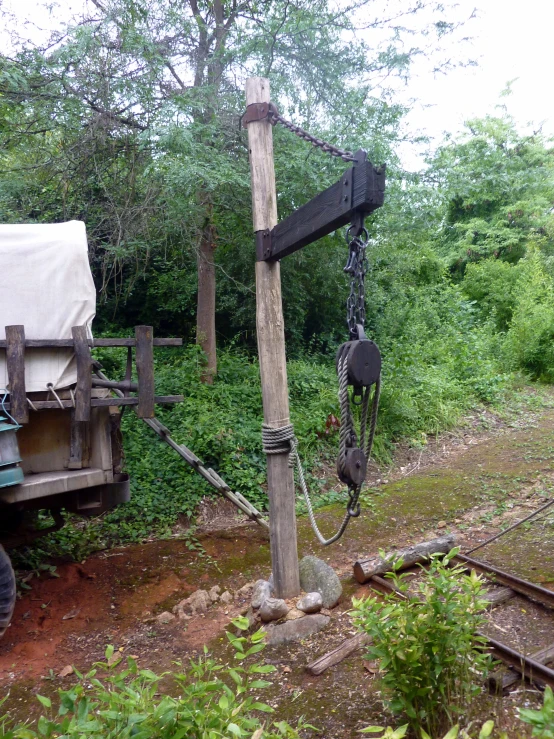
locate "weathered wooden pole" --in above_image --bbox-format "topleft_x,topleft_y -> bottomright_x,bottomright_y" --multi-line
245,77 -> 300,598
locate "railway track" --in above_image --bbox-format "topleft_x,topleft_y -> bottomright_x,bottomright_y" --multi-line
367,551 -> 554,691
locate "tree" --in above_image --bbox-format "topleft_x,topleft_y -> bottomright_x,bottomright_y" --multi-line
0,0 -> 469,373
428,114 -> 554,273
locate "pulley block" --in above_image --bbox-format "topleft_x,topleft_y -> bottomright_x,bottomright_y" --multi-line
337,446 -> 367,487
336,339 -> 381,389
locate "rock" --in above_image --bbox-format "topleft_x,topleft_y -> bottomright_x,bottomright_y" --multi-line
236,582 -> 255,598
264,614 -> 330,646
437,521 -> 447,529
259,597 -> 290,622
173,589 -> 211,617
296,592 -> 322,614
285,607 -> 305,621
251,579 -> 272,609
298,556 -> 342,608
156,611 -> 175,625
220,590 -> 233,605
209,585 -> 221,602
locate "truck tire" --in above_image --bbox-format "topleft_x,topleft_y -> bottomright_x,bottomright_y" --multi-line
0,545 -> 16,638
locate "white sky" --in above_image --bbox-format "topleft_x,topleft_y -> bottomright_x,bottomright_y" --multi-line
396,0 -> 554,168
2,0 -> 553,170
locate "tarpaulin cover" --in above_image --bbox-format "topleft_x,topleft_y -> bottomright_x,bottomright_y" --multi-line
0,221 -> 96,392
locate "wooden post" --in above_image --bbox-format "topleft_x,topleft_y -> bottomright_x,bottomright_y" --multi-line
5,325 -> 28,424
135,326 -> 155,419
246,77 -> 300,598
72,325 -> 92,422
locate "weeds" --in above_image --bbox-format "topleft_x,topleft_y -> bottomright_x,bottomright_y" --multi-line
0,617 -> 314,739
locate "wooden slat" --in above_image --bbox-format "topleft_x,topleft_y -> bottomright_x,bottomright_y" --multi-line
0,338 -> 183,348
68,410 -> 90,470
3,396 -> 183,411
262,159 -> 385,261
5,325 -> 28,424
306,632 -> 370,676
72,326 -> 92,422
135,326 -> 155,418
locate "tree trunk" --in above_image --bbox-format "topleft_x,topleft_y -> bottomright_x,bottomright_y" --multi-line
196,219 -> 217,384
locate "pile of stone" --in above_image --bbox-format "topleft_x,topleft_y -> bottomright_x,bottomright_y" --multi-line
154,555 -> 342,646
155,584 -> 234,625
245,555 -> 342,645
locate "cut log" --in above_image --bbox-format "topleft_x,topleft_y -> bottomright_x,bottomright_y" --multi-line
353,535 -> 457,584
306,632 -> 370,676
489,642 -> 554,692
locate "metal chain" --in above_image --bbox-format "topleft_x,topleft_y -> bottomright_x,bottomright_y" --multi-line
343,226 -> 370,338
267,103 -> 357,163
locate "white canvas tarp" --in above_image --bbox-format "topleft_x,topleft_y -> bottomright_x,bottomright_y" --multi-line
0,221 -> 96,392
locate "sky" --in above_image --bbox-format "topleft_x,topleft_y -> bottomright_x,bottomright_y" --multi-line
2,0 -> 553,170
395,0 -> 554,168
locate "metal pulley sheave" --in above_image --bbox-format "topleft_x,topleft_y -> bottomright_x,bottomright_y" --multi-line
333,220 -> 382,522
335,327 -> 381,490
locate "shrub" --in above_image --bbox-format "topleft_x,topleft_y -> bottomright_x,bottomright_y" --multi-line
503,248 -> 554,381
0,618 -> 314,739
352,549 -> 492,737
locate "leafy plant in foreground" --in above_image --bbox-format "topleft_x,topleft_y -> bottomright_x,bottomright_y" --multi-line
0,617 -> 314,738
352,549 -> 492,737
361,721 -> 506,739
518,685 -> 554,738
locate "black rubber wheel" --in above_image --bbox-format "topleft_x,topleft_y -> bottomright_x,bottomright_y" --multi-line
0,545 -> 16,638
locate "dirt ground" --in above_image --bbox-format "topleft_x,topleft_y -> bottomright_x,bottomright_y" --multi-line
2,387 -> 554,735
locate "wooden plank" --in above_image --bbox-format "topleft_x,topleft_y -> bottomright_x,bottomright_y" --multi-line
2,396 -> 183,411
5,325 -> 28,424
306,632 -> 370,676
353,535 -> 457,584
72,325 -> 92,422
68,410 -> 90,470
247,77 -> 300,599
135,325 -> 155,418
0,338 -> 182,348
264,160 -> 385,261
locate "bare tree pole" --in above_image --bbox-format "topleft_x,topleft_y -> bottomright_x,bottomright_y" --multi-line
196,203 -> 217,384
245,77 -> 300,598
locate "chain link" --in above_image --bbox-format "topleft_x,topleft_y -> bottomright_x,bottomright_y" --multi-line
343,226 -> 369,338
267,103 -> 357,163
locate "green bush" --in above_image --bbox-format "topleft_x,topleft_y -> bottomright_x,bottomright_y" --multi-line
0,618 -> 314,739
352,549 -> 492,737
503,248 -> 554,381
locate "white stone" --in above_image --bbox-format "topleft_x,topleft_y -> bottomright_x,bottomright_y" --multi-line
259,597 -> 289,622
296,592 -> 323,614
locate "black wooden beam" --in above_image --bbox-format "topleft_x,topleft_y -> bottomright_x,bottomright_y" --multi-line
256,157 -> 385,261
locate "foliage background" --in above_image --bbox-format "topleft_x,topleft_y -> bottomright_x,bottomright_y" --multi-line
1,0 -> 553,549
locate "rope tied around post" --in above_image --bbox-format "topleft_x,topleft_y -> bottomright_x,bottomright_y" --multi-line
261,358 -> 380,547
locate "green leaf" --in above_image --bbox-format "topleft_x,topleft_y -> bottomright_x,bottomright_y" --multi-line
442,726 -> 459,739
359,727 -> 385,734
478,720 -> 494,739
36,695 -> 52,709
